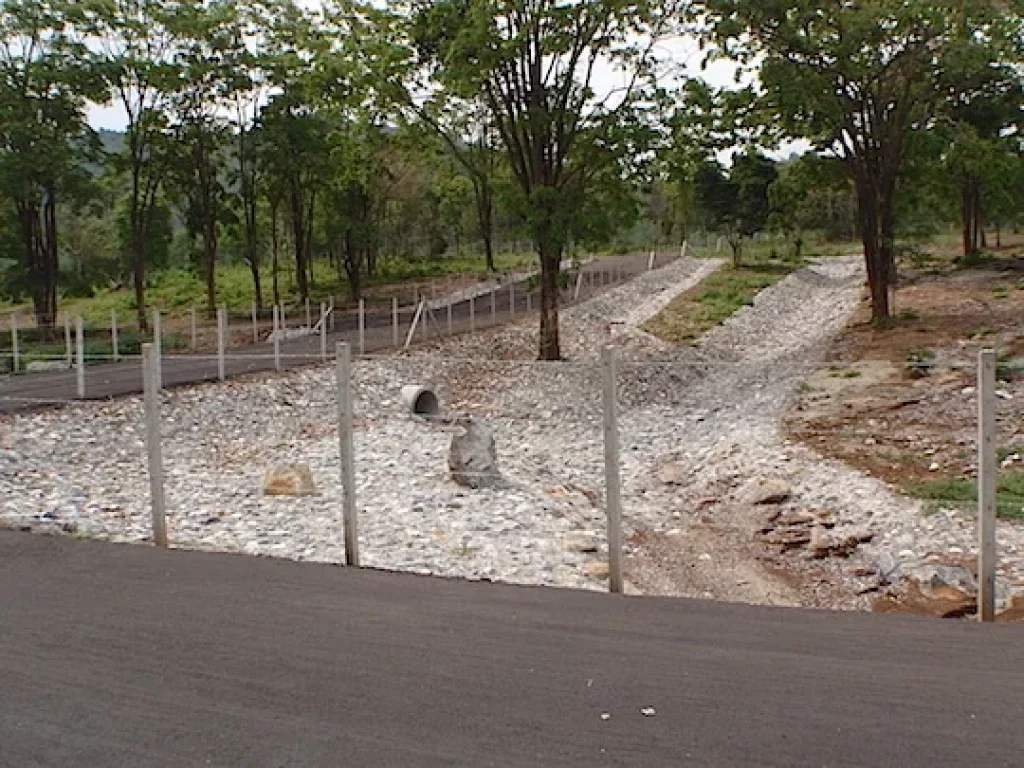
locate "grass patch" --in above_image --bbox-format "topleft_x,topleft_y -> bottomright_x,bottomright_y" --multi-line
906,473 -> 1024,519
953,250 -> 1001,269
642,259 -> 800,345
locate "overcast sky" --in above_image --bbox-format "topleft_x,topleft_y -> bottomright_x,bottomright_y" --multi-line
86,21 -> 740,131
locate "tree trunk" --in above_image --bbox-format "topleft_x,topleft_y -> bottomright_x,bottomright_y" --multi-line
344,234 -> 361,303
729,235 -> 743,267
961,180 -> 973,256
128,163 -> 150,333
961,176 -> 984,256
289,180 -> 309,301
474,180 -> 496,272
17,202 -> 43,338
853,171 -> 893,321
537,241 -> 562,360
239,129 -> 262,310
249,260 -> 262,312
40,188 -> 58,342
203,219 -> 217,318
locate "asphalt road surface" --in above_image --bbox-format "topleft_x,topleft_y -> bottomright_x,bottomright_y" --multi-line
1,531 -> 1022,767
0,252 -> 662,414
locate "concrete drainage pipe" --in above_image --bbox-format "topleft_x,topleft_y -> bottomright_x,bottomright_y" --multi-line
401,385 -> 441,417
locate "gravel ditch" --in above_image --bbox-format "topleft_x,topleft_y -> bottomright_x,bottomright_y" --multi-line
4,253 -> 1015,604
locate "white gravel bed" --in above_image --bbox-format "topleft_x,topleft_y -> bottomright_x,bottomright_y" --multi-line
0,258 -> 717,590
4,253 -> 1019,601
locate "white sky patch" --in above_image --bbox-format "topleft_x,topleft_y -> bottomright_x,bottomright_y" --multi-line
85,2 -> 807,161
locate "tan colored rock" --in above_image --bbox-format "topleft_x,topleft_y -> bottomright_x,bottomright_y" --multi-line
263,463 -> 319,497
583,561 -> 610,580
563,533 -> 600,553
656,462 -> 687,486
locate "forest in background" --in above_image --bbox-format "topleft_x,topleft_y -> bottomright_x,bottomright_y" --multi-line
1,0 -> 1020,358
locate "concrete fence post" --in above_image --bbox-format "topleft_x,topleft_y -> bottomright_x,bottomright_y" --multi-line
509,282 -> 515,318
490,287 -> 497,325
574,271 -> 584,301
358,298 -> 365,356
648,251 -> 656,270
320,302 -> 328,362
252,302 -> 259,344
10,312 -> 18,373
152,310 -> 162,390
190,306 -> 197,352
272,304 -> 281,372
142,343 -> 168,548
336,342 -> 359,567
601,346 -> 624,594
75,316 -> 85,398
469,295 -> 476,332
526,290 -> 532,312
978,348 -> 997,622
64,315 -> 72,366
447,299 -> 453,336
111,309 -> 119,362
305,298 -> 312,330
217,306 -> 226,381
404,300 -> 425,349
392,297 -> 399,347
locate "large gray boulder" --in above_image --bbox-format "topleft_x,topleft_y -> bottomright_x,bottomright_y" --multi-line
449,419 -> 500,489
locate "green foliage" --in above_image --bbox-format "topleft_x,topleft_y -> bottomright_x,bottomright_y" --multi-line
1,0 -> 1018,348
702,0 -> 1021,319
907,473 -> 1024,520
407,0 -> 681,358
642,254 -> 802,345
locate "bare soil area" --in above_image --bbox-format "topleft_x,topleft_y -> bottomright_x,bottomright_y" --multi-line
785,247 -> 1024,506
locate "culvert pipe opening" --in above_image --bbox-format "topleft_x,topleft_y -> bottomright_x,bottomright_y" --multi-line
401,385 -> 441,417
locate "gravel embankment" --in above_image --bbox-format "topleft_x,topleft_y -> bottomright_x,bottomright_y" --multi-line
4,253 -> 1018,604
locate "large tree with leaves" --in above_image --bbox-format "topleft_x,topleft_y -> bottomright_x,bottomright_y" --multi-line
165,0 -> 236,317
408,0 -> 681,359
702,0 -> 1021,321
0,0 -> 99,338
82,0 -> 184,331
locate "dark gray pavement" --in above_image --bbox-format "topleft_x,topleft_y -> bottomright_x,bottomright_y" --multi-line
0,252 -> 665,414
1,530 -> 1022,767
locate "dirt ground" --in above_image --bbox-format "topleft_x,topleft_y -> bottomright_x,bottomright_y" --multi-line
785,243 -> 1024,504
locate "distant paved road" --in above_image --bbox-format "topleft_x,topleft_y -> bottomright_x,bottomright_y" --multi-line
1,531 -> 1022,767
0,252 -> 662,414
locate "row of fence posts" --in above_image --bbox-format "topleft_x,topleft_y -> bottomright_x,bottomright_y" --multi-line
137,340 -> 629,590
136,344 -> 1004,608
2,256 -> 1003,616
7,257 -> 659,379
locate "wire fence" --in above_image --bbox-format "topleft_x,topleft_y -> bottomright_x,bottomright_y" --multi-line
0,250 -> 679,386
0,336 -> 1020,614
